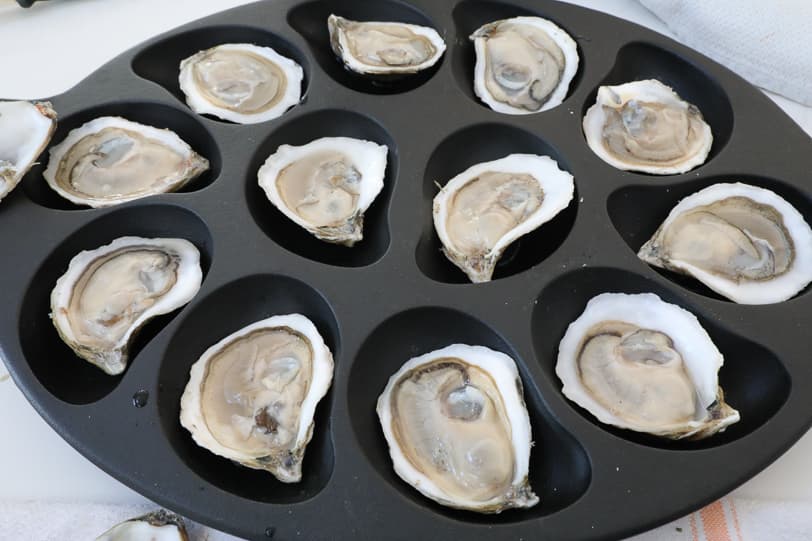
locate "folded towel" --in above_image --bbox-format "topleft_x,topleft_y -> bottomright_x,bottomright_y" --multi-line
638,0 -> 812,106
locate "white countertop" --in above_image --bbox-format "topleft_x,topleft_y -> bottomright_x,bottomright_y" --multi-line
1,0 -> 811,526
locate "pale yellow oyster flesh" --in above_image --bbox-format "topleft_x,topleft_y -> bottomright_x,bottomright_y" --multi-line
0,100 -> 57,202
51,237 -> 202,375
637,183 -> 812,304
180,314 -> 334,483
44,117 -> 209,207
328,14 -> 445,75
378,344 -> 537,513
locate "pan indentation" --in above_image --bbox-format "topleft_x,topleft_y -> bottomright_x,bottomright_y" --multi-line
348,306 -> 590,523
158,274 -> 339,503
19,204 -> 213,405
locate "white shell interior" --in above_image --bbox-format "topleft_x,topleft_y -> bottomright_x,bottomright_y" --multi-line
582,79 -> 712,174
472,16 -> 579,115
0,101 -> 56,202
179,43 -> 303,124
640,183 -> 812,304
328,14 -> 446,75
50,236 -> 202,374
556,292 -> 740,437
179,314 -> 333,475
377,343 -> 536,511
257,136 -> 387,232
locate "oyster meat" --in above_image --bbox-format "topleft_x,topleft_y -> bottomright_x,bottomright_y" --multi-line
180,314 -> 334,483
583,79 -> 712,174
378,344 -> 537,512
43,116 -> 209,207
433,153 -> 574,282
258,136 -> 387,246
471,16 -> 578,114
179,43 -> 303,124
638,182 -> 812,304
556,292 -> 739,439
328,14 -> 445,75
96,510 -> 187,541
51,237 -> 202,375
0,100 -> 57,202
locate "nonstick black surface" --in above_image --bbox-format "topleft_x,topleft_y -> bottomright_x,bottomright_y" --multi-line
1,1 -> 811,539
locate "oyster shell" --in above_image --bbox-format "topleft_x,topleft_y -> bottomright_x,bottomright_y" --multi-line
377,344 -> 537,513
258,136 -> 387,246
96,510 -> 188,541
0,100 -> 57,202
433,153 -> 574,282
43,116 -> 209,207
179,43 -> 303,124
51,237 -> 202,375
328,14 -> 445,75
180,314 -> 334,483
638,182 -> 812,304
471,16 -> 578,114
556,292 -> 739,439
583,79 -> 712,174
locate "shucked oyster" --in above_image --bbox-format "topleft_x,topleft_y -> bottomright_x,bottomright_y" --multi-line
433,153 -> 574,282
583,79 -> 712,174
639,183 -> 812,304
0,100 -> 57,202
51,237 -> 202,375
180,314 -> 333,482
328,14 -> 445,75
96,510 -> 187,541
179,43 -> 303,124
471,16 -> 578,114
556,293 -> 739,439
43,116 -> 209,207
258,136 -> 387,246
378,344 -> 537,513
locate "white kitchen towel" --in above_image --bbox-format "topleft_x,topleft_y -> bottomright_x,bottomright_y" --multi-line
2,497 -> 812,540
638,0 -> 812,106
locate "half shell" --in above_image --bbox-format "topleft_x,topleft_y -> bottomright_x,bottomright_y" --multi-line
378,344 -> 537,513
258,136 -> 387,246
180,314 -> 334,483
96,510 -> 188,541
0,100 -> 57,202
43,116 -> 209,207
179,43 -> 303,124
51,237 -> 202,375
556,292 -> 739,439
583,79 -> 712,174
433,153 -> 574,282
638,182 -> 812,304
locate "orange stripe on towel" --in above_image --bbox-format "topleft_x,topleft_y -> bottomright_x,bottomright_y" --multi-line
728,499 -> 745,541
700,500 -> 733,541
690,513 -> 700,541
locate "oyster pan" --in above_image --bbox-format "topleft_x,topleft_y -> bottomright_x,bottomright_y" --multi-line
258,136 -> 387,246
0,100 -> 57,202
51,237 -> 202,375
180,314 -> 334,483
556,293 -> 739,440
583,79 -> 712,174
471,16 -> 579,114
433,153 -> 574,282
43,116 -> 209,207
638,183 -> 812,304
328,14 -> 446,75
377,344 -> 538,513
179,43 -> 303,124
